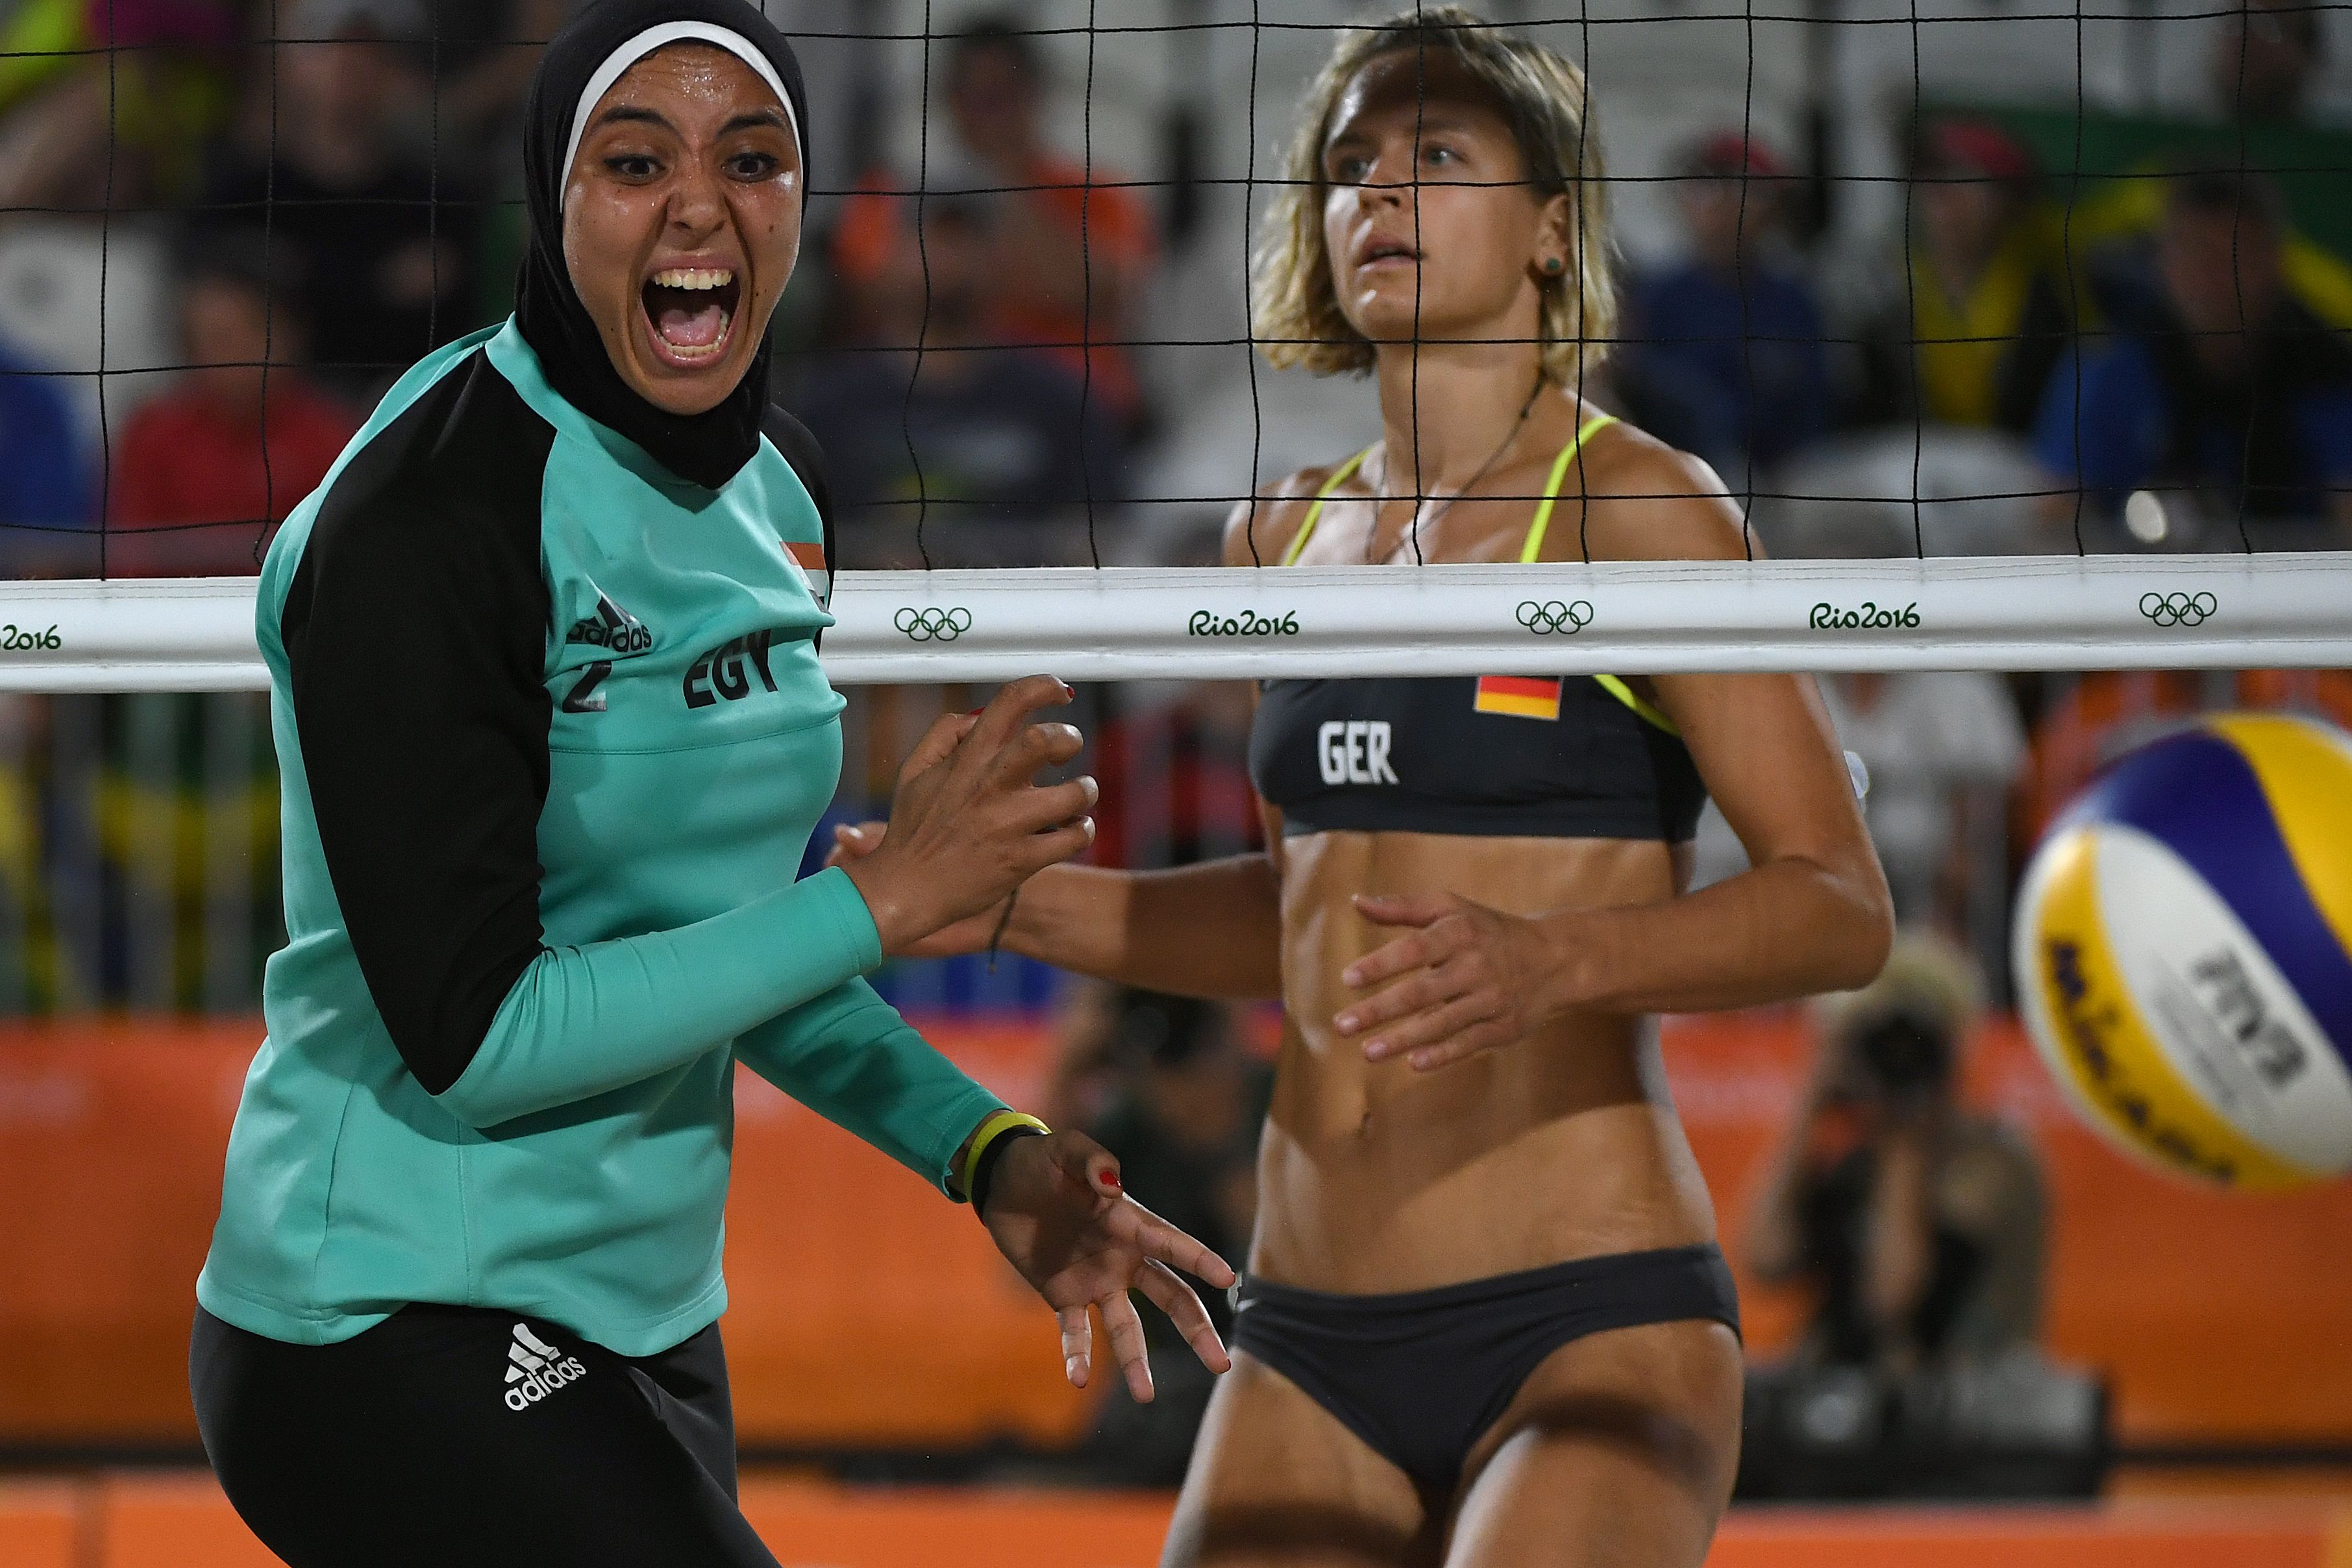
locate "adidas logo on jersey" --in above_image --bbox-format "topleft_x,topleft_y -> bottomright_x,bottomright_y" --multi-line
565,594 -> 654,655
502,1322 -> 589,1412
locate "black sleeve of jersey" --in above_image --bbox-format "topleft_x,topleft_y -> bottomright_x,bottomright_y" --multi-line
764,403 -> 835,614
281,356 -> 560,1094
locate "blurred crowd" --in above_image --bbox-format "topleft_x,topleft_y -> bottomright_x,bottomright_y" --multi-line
0,23 -> 2346,968
0,0 -> 2347,1088
0,0 -> 561,574
5,0 -> 2347,557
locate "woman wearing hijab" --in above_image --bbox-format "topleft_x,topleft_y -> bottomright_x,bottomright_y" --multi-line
187,5 -> 1233,1563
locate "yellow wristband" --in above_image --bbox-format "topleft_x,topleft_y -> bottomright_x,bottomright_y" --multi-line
956,1109 -> 1050,1203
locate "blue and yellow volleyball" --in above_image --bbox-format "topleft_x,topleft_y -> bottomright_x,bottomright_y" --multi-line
2012,713 -> 2352,1190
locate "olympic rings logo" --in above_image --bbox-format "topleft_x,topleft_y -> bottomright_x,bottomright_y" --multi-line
894,606 -> 973,643
1516,599 -> 1594,635
2139,591 -> 2217,628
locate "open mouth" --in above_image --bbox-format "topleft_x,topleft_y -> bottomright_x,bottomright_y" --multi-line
1359,239 -> 1420,269
640,267 -> 743,365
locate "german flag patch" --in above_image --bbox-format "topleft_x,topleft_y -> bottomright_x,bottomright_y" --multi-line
1473,675 -> 1563,720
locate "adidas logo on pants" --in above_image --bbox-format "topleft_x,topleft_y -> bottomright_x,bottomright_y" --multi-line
502,1323 -> 589,1412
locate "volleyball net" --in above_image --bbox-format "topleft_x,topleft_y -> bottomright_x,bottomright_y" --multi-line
7,1 -> 2352,1489
1,1 -> 2349,689
0,0 -> 2347,1012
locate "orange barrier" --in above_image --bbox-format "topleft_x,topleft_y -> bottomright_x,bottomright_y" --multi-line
0,1482 -> 77,1568
0,1021 -> 258,1446
721,1020 -> 1091,1447
1691,1014 -> 2352,1445
96,1473 -> 281,1568
3,1013 -> 2351,1451
1706,1501 -> 2352,1568
0,1018 -> 1089,1452
1,1476 -> 2345,1568
737,1483 -> 1175,1567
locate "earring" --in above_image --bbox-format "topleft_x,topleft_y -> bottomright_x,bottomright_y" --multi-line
1541,256 -> 1565,276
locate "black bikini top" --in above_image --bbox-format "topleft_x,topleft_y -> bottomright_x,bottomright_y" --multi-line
1246,416 -> 1709,842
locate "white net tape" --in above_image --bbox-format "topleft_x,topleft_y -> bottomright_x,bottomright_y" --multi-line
8,554 -> 2351,692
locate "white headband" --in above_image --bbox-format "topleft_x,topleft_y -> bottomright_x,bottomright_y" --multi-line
559,21 -> 800,212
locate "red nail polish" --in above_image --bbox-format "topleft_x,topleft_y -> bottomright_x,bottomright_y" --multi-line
1098,1170 -> 1122,1190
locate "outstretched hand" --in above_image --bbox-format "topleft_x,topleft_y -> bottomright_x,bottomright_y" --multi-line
837,676 -> 1095,957
982,1130 -> 1237,1403
1334,891 -> 1561,1071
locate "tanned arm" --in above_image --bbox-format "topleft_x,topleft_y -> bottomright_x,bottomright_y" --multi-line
828,491 -> 1320,1000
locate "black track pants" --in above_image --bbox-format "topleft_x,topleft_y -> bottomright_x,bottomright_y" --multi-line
191,1305 -> 780,1567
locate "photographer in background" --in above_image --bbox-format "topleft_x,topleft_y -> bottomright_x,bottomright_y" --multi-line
1747,933 -> 2046,1375
1738,936 -> 2096,1501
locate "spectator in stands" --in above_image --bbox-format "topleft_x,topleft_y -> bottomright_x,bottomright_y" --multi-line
935,15 -> 1157,430
432,0 -> 573,153
197,0 -> 481,400
1851,117 -> 2072,437
420,0 -> 573,325
0,330 -> 95,576
1085,676 -> 1261,874
2035,171 -> 2352,537
2214,0 -> 2325,124
0,0 -> 240,211
105,233 -> 359,576
790,191 -> 1122,566
1829,672 -> 2025,933
2018,668 -> 2352,840
1615,133 -> 1830,481
1689,668 -> 2023,955
1746,934 -> 2047,1375
1057,986 -> 1271,1485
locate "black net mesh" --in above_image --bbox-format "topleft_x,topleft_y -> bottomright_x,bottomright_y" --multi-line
1,1 -> 2347,577
0,1 -> 2347,1015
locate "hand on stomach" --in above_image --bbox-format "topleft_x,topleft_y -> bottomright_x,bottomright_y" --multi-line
1252,827 -> 1718,1293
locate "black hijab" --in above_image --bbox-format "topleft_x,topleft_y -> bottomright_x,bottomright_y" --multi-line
517,0 -> 810,489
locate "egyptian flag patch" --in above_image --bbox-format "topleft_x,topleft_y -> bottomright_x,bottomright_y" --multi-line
784,539 -> 830,606
1473,675 -> 1563,720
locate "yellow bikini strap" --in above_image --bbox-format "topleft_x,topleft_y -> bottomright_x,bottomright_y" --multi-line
1518,413 -> 1618,566
1278,447 -> 1373,567
1513,413 -> 1676,735
1593,672 -> 1679,735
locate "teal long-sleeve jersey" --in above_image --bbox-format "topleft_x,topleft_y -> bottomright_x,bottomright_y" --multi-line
197,321 -> 1006,1354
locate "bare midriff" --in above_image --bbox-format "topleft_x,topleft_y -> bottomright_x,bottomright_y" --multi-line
1252,826 -> 1719,1294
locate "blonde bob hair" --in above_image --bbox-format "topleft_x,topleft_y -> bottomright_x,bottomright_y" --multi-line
1251,6 -> 1615,385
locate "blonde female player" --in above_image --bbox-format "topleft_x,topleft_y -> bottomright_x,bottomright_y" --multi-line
835,10 -> 1892,1564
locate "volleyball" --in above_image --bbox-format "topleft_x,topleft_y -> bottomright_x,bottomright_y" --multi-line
2014,713 -> 2352,1190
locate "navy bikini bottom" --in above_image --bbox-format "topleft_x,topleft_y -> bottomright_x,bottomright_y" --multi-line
1230,1243 -> 1740,1495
